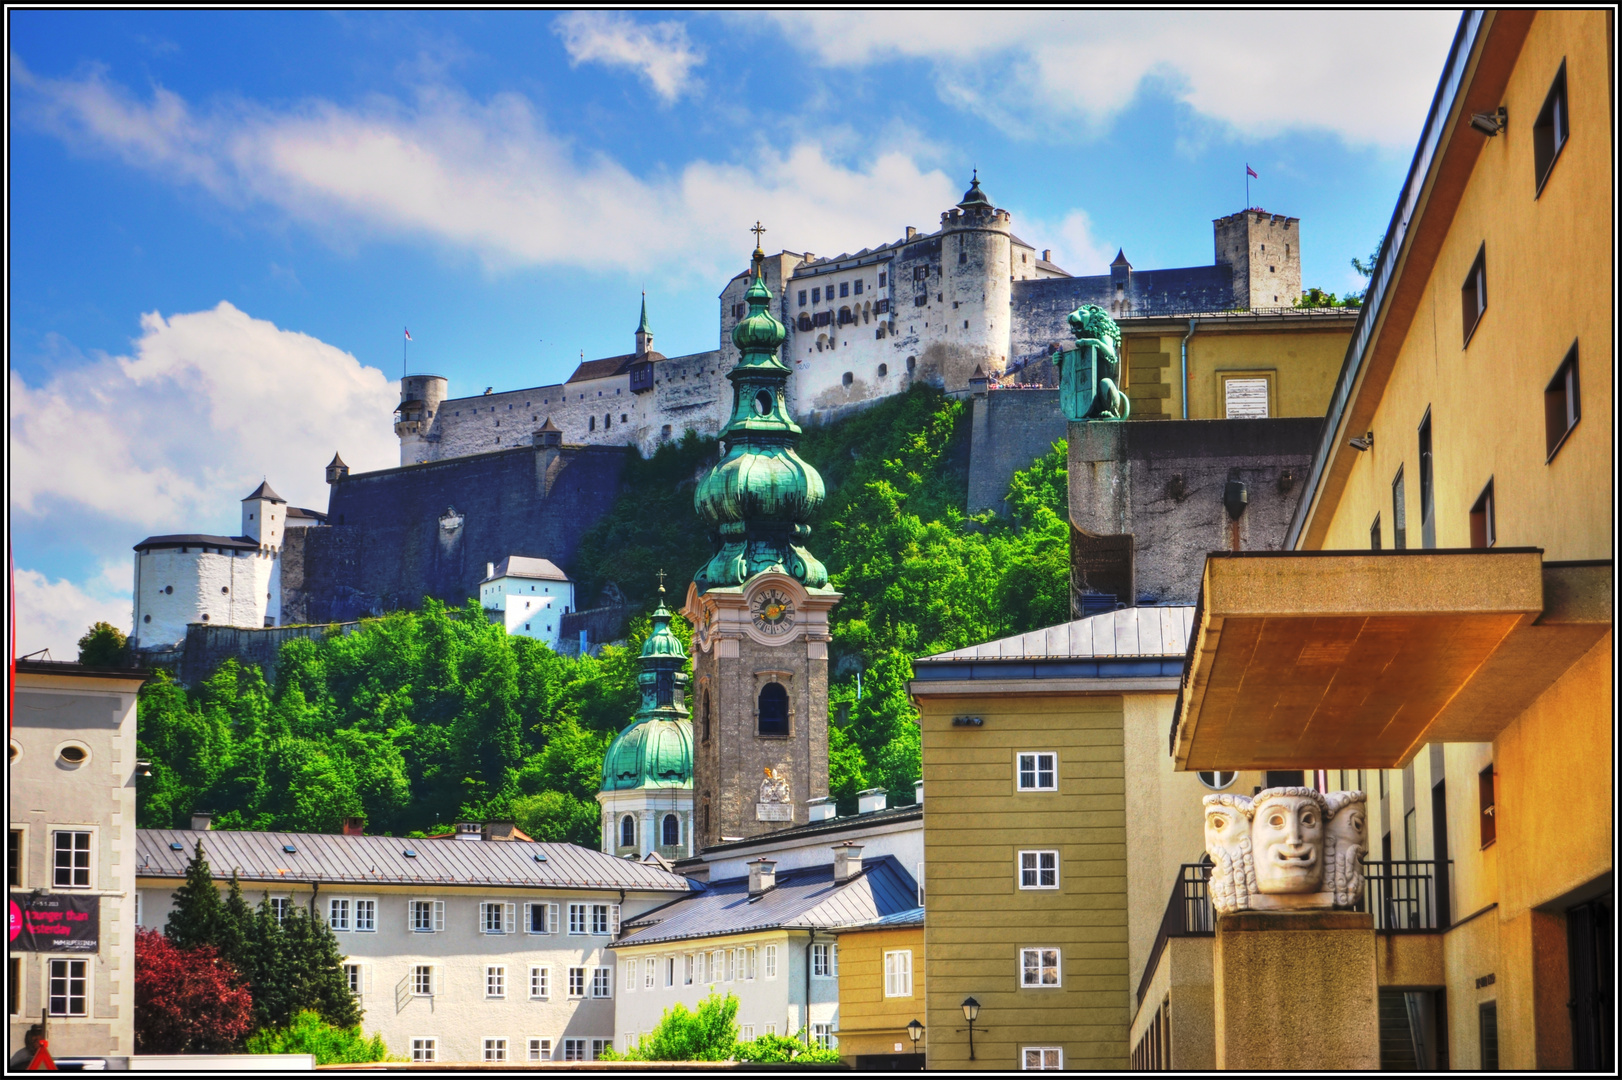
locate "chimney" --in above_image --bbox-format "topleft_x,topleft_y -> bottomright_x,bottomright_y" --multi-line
486,562 -> 495,580
190,812 -> 214,832
341,817 -> 366,837
833,843 -> 865,883
914,779 -> 924,805
485,821 -> 518,842
455,822 -> 483,841
905,226 -> 918,241
858,787 -> 888,814
1042,249 -> 1052,262
748,858 -> 778,896
806,797 -> 837,823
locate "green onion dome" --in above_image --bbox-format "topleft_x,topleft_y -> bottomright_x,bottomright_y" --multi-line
601,588 -> 693,793
731,271 -> 787,355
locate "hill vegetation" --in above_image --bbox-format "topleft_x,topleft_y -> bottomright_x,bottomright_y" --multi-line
133,386 -> 1070,839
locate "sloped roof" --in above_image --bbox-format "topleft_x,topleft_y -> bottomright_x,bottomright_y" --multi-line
485,556 -> 569,583
285,507 -> 327,522
691,804 -> 922,858
617,855 -> 917,947
133,534 -> 259,552
831,905 -> 925,932
918,606 -> 1196,663
136,829 -> 696,893
242,481 -> 285,503
567,351 -> 666,384
327,452 -> 347,468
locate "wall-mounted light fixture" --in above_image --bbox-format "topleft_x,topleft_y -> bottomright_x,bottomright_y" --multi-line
1469,106 -> 1507,136
906,1018 -> 924,1057
951,716 -> 984,727
1349,431 -> 1374,452
961,997 -> 981,1061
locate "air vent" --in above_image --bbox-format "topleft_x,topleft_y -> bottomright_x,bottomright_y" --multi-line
282,844 -> 298,854
402,849 -> 418,858
533,853 -> 548,863
169,842 -> 184,851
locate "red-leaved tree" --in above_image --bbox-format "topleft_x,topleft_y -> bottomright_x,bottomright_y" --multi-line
134,928 -> 254,1053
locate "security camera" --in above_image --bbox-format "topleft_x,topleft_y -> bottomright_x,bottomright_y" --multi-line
1348,432 -> 1374,452
1470,107 -> 1507,136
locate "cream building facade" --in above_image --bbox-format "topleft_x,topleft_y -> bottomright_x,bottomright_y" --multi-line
478,556 -> 574,649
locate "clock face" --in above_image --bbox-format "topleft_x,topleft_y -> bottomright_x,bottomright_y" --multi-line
750,588 -> 796,637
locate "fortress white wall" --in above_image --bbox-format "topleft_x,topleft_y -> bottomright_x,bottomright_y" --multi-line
133,548 -> 279,649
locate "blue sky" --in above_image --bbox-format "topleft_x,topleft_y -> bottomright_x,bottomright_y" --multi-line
7,9 -> 1461,656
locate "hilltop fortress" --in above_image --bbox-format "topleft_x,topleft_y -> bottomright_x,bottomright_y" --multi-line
392,176 -> 1304,462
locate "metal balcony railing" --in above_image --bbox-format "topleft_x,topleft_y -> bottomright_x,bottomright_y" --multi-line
1359,859 -> 1451,932
1138,863 -> 1214,1005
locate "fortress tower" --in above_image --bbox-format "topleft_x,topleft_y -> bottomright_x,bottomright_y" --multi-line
935,171 -> 1015,388
1213,209 -> 1303,309
684,239 -> 841,849
396,373 -> 449,466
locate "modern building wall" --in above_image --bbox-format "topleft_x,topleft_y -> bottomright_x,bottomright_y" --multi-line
832,924 -> 926,1065
8,663 -> 146,1062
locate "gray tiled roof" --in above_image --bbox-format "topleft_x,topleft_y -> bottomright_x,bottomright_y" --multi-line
137,830 -> 697,894
132,534 -> 259,552
833,905 -> 925,931
617,855 -> 918,947
689,804 -> 922,859
484,555 -> 569,583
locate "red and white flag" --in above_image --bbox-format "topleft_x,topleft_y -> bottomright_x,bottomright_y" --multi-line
403,327 -> 412,341
1245,164 -> 1258,179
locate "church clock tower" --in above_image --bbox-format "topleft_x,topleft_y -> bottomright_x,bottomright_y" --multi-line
684,231 -> 840,848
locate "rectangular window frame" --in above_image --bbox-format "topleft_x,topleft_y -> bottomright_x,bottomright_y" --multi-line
568,902 -> 587,935
11,956 -> 23,1017
1391,467 -> 1408,550
763,944 -> 777,979
810,1023 -> 835,1051
411,1038 -> 436,1063
591,1038 -> 612,1061
1370,513 -> 1382,550
1469,478 -> 1496,549
344,962 -> 364,998
1544,342 -> 1581,461
526,901 -> 557,935
1461,244 -> 1487,346
1418,411 -> 1436,549
1019,947 -> 1062,988
410,899 -> 444,933
530,965 -> 550,1000
1018,850 -> 1060,890
328,898 -> 351,932
1016,752 -> 1058,792
354,898 -> 376,933
568,967 -> 586,998
481,901 -> 515,935
1479,764 -> 1497,848
8,827 -> 24,890
883,949 -> 913,998
563,1038 -> 587,1062
48,958 -> 89,1017
645,958 -> 656,990
411,965 -> 434,997
528,1038 -> 552,1061
1532,60 -> 1569,197
486,965 -> 506,999
1023,1046 -> 1064,1070
483,1038 -> 507,1063
51,829 -> 93,890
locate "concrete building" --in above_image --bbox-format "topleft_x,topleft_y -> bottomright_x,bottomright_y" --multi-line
9,659 -> 149,1063
827,906 -> 926,1069
478,556 -> 573,649
134,824 -> 696,1064
1167,9 -> 1612,1071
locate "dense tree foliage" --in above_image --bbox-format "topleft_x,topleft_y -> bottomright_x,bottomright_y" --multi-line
133,930 -> 254,1053
134,386 -> 1070,828
607,992 -> 841,1064
77,621 -> 130,667
245,1011 -> 394,1064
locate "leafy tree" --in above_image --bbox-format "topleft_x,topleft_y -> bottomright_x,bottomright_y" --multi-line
1347,236 -> 1384,305
244,1011 -> 395,1064
734,1032 -> 844,1064
610,992 -> 740,1061
164,840 -> 225,951
217,871 -> 255,973
77,621 -> 129,667
270,904 -> 363,1030
133,929 -> 254,1053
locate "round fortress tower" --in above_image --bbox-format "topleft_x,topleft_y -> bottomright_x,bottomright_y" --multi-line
396,373 -> 449,466
938,172 -> 1014,388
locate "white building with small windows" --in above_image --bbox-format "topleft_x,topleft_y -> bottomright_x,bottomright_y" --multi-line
478,556 -> 574,648
134,822 -> 695,1064
130,480 -> 328,655
9,659 -> 150,1063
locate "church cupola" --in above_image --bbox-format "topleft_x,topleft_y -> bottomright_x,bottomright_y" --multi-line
635,292 -> 654,357
693,235 -> 828,593
957,169 -> 993,210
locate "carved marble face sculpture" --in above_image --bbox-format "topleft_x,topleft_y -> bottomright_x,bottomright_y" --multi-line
1202,794 -> 1255,914
1204,800 -> 1250,859
1325,792 -> 1369,906
1251,790 -> 1325,894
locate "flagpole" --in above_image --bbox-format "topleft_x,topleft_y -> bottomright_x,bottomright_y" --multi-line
1246,166 -> 1250,209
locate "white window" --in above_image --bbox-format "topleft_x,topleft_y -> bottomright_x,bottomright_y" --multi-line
740,1025 -> 755,1041
644,959 -> 655,990
410,899 -> 444,932
411,965 -> 433,996
563,1038 -> 587,1061
764,944 -> 778,979
344,963 -> 362,997
270,897 -> 291,924
568,903 -> 587,935
1017,752 -> 1057,791
482,901 -> 515,934
624,1032 -> 637,1054
725,948 -> 736,982
328,898 -> 351,931
591,1038 -> 612,1060
917,861 -> 926,907
626,958 -> 638,991
884,950 -> 913,997
666,956 -> 676,988
1020,948 -> 1061,987
712,950 -> 724,981
592,967 -> 613,998
52,831 -> 91,889
590,903 -> 618,935
568,967 -> 586,998
411,1038 -> 436,1063
812,943 -> 838,977
48,959 -> 88,1016
1023,1047 -> 1063,1070
483,1038 -> 507,1062
1019,851 -> 1060,889
528,1038 -> 551,1061
811,1023 -> 835,1051
486,966 -> 506,998
354,899 -> 376,932
684,953 -> 695,985
134,891 -> 142,927
766,1023 -> 777,1037
526,902 -> 557,934
696,951 -> 709,983
530,966 -> 549,999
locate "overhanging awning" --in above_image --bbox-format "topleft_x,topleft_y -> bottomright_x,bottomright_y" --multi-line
1171,551 -> 1611,770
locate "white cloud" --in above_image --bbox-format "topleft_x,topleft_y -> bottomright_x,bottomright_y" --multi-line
9,300 -> 398,534
1023,208 -> 1115,278
554,11 -> 705,104
12,564 -> 133,663
764,11 -> 1461,149
10,58 -> 961,281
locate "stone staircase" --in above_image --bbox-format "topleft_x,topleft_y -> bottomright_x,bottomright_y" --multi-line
1378,991 -> 1419,1071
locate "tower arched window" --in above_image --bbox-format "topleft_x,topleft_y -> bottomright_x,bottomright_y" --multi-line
702,691 -> 712,742
758,682 -> 789,737
620,815 -> 635,848
662,814 -> 679,847
656,670 -> 673,708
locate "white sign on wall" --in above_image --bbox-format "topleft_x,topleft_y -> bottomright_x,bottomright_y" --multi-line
1224,377 -> 1270,419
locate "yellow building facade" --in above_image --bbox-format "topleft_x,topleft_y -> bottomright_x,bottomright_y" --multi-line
1171,9 -> 1612,1072
830,919 -> 926,1068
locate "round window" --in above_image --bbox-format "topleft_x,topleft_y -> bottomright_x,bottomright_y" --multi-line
9,741 -> 20,764
57,743 -> 89,767
165,585 -> 173,595
753,390 -> 773,416
221,586 -> 229,594
1198,771 -> 1238,790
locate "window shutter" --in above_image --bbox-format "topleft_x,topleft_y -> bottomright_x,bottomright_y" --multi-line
610,904 -> 621,935
548,902 -> 559,934
433,900 -> 445,932
831,944 -> 838,976
505,902 -> 516,934
364,964 -> 373,995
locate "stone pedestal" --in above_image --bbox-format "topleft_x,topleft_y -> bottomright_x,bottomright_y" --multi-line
1212,911 -> 1379,1070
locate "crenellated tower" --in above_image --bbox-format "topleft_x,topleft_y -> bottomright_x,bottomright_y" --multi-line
684,236 -> 841,849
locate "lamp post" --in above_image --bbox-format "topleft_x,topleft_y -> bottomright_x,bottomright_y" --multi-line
961,997 -> 980,1061
906,1018 -> 924,1058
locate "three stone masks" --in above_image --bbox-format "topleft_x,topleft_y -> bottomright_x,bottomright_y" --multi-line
1203,787 -> 1368,914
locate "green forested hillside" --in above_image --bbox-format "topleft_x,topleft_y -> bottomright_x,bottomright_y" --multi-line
135,387 -> 1070,840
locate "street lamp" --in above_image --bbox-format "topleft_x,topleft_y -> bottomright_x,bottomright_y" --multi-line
906,1018 -> 924,1057
961,997 -> 981,1061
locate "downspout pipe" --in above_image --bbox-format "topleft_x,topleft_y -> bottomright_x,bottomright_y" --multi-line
805,929 -> 815,1041
1180,318 -> 1197,419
